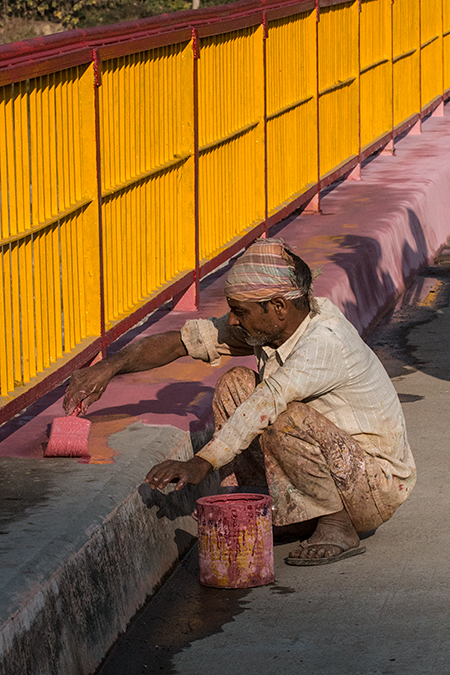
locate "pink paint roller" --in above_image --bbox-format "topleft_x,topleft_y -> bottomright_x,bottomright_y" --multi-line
45,402 -> 91,458
44,352 -> 103,457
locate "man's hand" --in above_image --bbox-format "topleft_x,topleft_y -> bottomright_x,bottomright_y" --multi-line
145,456 -> 212,491
63,363 -> 115,415
63,331 -> 187,416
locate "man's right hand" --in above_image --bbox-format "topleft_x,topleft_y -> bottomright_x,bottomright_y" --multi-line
63,331 -> 187,416
63,363 -> 114,415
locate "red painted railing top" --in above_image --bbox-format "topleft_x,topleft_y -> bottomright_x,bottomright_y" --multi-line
0,0 -> 320,78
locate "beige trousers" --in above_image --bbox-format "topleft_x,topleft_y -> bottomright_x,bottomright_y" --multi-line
213,366 -> 386,533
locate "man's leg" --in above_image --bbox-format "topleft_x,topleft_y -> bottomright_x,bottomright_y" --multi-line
213,366 -> 268,489
261,403 -> 384,560
213,366 -> 384,561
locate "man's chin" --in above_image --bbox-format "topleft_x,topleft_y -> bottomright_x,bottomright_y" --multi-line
244,333 -> 278,347
232,326 -> 279,347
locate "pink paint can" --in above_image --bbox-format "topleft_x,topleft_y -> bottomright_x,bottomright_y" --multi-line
196,493 -> 274,588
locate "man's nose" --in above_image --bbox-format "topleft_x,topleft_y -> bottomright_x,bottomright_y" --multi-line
228,312 -> 240,327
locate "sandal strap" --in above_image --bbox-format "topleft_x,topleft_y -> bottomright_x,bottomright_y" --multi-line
290,540 -> 352,556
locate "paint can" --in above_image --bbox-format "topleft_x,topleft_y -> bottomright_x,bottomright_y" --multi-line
196,493 -> 274,588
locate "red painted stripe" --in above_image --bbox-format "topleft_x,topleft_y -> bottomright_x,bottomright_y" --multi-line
0,0 -> 315,85
0,339 -> 102,426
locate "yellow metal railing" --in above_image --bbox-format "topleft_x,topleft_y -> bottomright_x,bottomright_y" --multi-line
0,0 -> 449,419
360,0 -> 392,151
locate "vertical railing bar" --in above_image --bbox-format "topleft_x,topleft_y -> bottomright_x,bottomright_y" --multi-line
441,0 -> 445,105
418,0 -> 422,126
349,0 -> 362,180
5,86 -> 16,238
3,247 -> 13,391
313,0 -> 322,212
0,89 -> 9,240
0,250 -> 8,396
11,241 -> 21,383
93,49 -> 106,357
389,0 -> 395,151
192,28 -> 200,308
262,11 -> 269,237
356,0 -> 362,175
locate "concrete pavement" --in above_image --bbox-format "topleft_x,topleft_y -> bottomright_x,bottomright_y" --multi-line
1,104 -> 450,674
97,261 -> 450,675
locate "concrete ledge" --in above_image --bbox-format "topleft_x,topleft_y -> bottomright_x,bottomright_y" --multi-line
0,425 -> 219,675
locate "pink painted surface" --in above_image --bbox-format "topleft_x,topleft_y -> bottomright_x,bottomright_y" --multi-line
1,108 -> 450,460
197,493 -> 274,588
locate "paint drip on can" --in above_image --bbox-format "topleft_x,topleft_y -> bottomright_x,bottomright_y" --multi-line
196,493 -> 274,588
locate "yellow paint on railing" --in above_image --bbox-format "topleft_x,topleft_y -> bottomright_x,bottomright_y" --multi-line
360,0 -> 392,150
266,10 -> 317,215
198,27 -> 264,262
393,0 -> 420,127
99,43 -> 194,328
445,0 -> 450,93
318,1 -> 359,179
0,65 -> 100,396
0,0 -> 447,406
420,0 -> 443,110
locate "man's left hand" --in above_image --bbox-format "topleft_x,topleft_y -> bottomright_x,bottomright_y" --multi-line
145,455 -> 212,491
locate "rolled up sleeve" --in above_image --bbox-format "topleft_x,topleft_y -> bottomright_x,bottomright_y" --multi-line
180,315 -> 253,367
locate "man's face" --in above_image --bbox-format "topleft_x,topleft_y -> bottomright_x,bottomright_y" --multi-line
227,298 -> 284,347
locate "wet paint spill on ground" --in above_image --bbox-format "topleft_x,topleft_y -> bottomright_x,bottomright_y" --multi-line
96,547 -> 252,675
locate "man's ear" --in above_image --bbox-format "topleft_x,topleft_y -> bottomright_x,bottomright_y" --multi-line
269,296 -> 289,319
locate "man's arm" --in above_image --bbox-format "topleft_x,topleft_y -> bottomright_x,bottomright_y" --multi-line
63,331 -> 187,415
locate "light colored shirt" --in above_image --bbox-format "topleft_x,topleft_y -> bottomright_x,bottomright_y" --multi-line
180,298 -> 416,485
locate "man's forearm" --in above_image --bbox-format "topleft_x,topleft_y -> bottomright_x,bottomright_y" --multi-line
64,330 -> 187,414
105,331 -> 188,376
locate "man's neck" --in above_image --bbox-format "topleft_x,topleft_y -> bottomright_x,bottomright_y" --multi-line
267,306 -> 310,349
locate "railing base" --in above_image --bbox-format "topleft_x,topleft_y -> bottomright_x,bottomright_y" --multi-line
173,283 -> 199,312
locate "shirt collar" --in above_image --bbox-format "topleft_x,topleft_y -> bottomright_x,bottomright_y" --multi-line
260,313 -> 312,365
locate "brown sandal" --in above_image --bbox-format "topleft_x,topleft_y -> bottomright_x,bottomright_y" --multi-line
285,541 -> 366,566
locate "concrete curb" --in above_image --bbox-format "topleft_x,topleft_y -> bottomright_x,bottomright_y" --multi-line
0,426 -> 219,675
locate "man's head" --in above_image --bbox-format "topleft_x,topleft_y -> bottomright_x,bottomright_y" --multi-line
225,238 -> 315,348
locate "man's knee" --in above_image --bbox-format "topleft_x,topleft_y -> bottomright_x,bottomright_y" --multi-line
213,366 -> 258,420
216,366 -> 256,389
214,367 -> 258,399
266,402 -> 311,436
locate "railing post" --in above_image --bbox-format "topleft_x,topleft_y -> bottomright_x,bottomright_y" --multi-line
431,0 -> 445,117
173,28 -> 200,311
262,11 -> 268,237
77,55 -> 103,350
305,0 -> 321,213
92,49 -> 107,357
382,0 -> 396,154
348,0 -> 362,180
411,0 -> 423,134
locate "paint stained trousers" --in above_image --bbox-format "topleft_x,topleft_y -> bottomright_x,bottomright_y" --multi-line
213,366 -> 386,533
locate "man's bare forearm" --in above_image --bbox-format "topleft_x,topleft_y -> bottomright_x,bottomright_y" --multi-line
104,331 -> 187,376
63,331 -> 187,414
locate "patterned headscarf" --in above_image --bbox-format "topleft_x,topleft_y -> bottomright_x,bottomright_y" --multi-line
225,238 -> 308,302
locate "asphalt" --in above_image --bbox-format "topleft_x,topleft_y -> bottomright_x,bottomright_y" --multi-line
1,103 -> 450,675
97,258 -> 450,675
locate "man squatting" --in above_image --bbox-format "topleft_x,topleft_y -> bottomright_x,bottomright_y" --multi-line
64,238 -> 416,566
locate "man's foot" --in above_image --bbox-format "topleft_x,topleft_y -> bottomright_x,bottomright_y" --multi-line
285,508 -> 364,565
